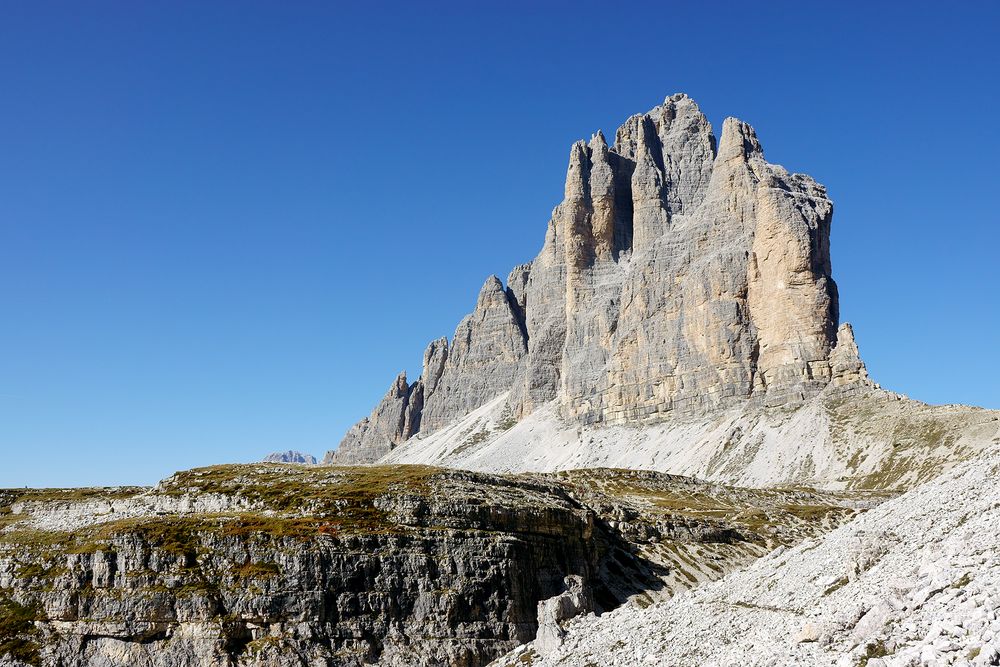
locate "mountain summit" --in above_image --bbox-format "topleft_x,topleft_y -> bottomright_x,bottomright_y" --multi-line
326,95 -> 997,490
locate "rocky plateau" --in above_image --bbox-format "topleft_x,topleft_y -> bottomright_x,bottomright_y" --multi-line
0,464 -> 869,666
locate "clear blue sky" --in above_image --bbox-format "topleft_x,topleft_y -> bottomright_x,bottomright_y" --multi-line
2,2 -> 998,487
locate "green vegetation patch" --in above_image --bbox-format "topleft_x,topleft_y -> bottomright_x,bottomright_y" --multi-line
0,529 -> 76,553
0,487 -> 144,508
232,561 -> 280,579
162,464 -> 441,515
825,395 -> 971,491
822,575 -> 849,596
69,509 -> 418,557
554,468 -> 856,539
14,562 -> 67,583
781,504 -> 842,522
0,509 -> 27,532
495,406 -> 518,431
856,639 -> 889,667
0,595 -> 42,666
73,517 -> 199,556
0,464 -> 452,556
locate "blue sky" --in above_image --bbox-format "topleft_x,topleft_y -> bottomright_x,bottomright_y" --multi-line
1,2 -> 998,487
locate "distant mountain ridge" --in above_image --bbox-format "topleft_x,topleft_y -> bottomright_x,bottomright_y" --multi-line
262,450 -> 316,464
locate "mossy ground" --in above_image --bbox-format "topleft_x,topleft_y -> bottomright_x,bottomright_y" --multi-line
825,395 -> 983,491
1,465 -> 450,562
163,463 -> 440,513
0,595 -> 42,666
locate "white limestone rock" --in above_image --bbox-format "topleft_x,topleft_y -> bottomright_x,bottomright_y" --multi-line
487,444 -> 1000,667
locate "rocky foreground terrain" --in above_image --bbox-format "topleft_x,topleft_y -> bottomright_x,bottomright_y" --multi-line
0,465 -> 868,666
493,447 -> 1000,667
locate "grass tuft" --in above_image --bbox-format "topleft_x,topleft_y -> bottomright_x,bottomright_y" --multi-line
0,595 -> 42,666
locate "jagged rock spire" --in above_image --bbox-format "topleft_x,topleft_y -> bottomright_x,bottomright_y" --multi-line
830,323 -> 873,388
588,131 -> 616,261
630,114 -> 669,251
418,275 -> 528,433
421,337 -> 449,397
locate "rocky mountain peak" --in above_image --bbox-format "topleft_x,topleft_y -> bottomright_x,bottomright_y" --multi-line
475,275 -> 508,309
589,129 -> 607,151
328,94 -> 864,463
718,116 -> 764,163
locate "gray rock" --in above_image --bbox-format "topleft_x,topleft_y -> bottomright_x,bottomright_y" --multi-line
332,277 -> 530,465
0,465 -> 856,667
830,322 -> 873,389
418,276 -> 528,433
327,94 -> 873,462
535,575 -> 594,656
0,467 -> 607,667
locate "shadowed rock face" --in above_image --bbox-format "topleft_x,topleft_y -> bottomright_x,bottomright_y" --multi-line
329,94 -> 852,463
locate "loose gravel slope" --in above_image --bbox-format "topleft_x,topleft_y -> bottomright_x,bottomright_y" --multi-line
497,446 -> 1000,667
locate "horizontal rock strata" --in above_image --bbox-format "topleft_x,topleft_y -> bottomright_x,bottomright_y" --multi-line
0,465 -> 865,667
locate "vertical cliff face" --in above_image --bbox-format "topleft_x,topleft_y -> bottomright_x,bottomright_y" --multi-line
329,94 -> 849,463
0,465 -> 867,667
546,104 -> 839,424
0,467 -> 610,667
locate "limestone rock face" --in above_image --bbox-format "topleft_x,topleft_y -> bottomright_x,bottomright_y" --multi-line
552,109 -> 839,424
534,575 -> 594,656
0,465 -> 863,667
419,277 -> 529,433
420,337 -> 449,397
829,322 -> 873,388
0,466 -> 608,667
328,94 -> 866,462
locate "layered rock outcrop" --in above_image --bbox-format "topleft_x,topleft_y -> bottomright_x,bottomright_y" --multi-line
496,444 -> 1000,667
0,465 -> 862,666
328,94 -> 860,463
0,467 -> 609,667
